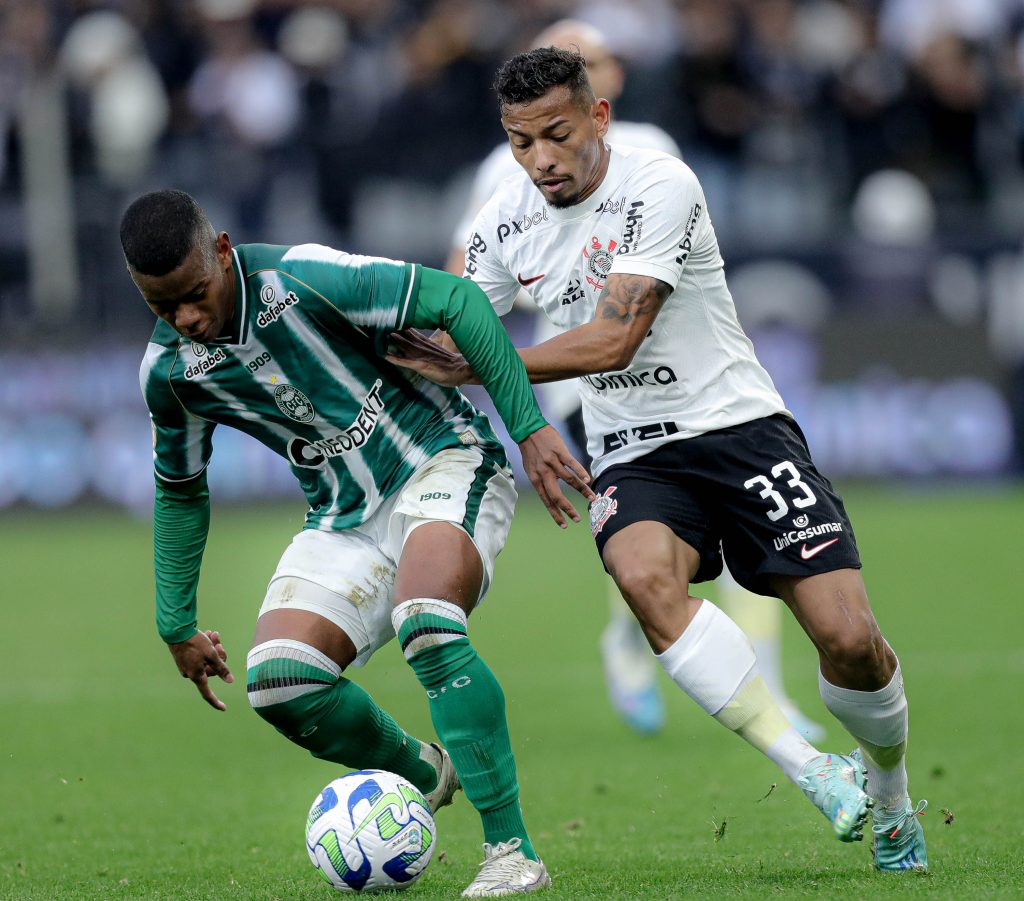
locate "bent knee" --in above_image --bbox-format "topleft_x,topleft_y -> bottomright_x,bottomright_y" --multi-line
246,639 -> 340,734
818,623 -> 890,675
609,562 -> 680,608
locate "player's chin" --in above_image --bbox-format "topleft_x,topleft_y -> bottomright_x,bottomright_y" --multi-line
546,189 -> 580,209
185,325 -> 214,343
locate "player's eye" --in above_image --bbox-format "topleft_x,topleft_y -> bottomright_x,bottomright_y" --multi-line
551,133 -> 569,143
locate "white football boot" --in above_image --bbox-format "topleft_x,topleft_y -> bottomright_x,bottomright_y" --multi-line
461,838 -> 551,897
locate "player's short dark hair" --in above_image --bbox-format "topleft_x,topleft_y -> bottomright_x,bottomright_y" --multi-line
119,189 -> 215,276
494,46 -> 594,113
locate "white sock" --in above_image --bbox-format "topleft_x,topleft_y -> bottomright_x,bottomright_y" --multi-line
818,665 -> 910,808
657,600 -> 819,784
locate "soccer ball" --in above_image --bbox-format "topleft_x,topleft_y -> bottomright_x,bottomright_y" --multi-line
305,770 -> 436,893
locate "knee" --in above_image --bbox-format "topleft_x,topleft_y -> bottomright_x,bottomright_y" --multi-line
607,560 -> 693,651
609,560 -> 678,609
818,620 -> 892,681
246,640 -> 339,737
391,598 -> 473,683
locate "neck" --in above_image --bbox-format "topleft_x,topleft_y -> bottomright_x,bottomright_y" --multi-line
575,141 -> 611,206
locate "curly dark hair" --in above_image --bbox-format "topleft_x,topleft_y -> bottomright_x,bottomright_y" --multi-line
119,189 -> 216,276
494,46 -> 594,113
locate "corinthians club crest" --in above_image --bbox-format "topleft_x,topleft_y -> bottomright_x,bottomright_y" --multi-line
583,235 -> 617,290
274,384 -> 315,422
589,486 -> 619,537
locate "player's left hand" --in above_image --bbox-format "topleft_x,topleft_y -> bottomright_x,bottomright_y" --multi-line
519,425 -> 596,528
168,629 -> 234,712
387,330 -> 475,386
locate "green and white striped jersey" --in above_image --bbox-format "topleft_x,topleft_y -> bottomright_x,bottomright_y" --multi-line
141,243 -> 546,532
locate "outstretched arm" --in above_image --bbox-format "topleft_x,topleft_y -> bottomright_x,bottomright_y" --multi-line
401,267 -> 595,525
520,273 -> 673,380
154,473 -> 234,709
388,273 -> 672,386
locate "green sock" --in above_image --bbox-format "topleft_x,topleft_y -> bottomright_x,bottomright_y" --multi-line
247,639 -> 436,795
394,599 -> 537,859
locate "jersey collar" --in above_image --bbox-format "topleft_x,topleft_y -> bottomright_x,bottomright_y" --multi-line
209,248 -> 249,347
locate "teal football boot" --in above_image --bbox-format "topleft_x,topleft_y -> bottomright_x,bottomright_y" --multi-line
798,752 -> 871,841
870,798 -> 929,871
849,747 -> 929,871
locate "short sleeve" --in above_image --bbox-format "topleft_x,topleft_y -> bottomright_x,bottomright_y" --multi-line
461,206 -> 521,317
609,160 -> 712,290
280,243 -> 415,329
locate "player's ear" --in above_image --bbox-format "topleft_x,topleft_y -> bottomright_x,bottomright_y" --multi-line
216,232 -> 233,267
593,98 -> 610,139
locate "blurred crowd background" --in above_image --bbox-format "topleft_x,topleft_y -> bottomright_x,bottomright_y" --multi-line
2,0 -> 1023,511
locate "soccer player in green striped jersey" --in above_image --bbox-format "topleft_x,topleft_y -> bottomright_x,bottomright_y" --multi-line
121,189 -> 593,896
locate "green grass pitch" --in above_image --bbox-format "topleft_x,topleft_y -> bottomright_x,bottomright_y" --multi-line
1,486 -> 1022,899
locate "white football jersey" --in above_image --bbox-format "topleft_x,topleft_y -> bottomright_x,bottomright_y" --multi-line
452,124 -> 683,424
464,143 -> 787,476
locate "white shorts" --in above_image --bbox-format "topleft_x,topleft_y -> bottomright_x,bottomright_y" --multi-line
258,447 -> 516,667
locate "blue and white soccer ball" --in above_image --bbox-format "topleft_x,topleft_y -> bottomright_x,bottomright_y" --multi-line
306,770 -> 436,893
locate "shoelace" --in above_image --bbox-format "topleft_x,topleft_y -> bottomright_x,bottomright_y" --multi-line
474,838 -> 526,882
874,800 -> 928,843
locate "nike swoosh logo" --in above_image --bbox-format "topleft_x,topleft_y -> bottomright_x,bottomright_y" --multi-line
800,537 -> 840,560
517,273 -> 545,286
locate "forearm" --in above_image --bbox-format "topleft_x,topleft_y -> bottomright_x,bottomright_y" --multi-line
516,320 -> 633,383
153,472 -> 211,644
440,310 -> 633,389
455,321 -> 630,385
410,269 -> 546,442
515,272 -> 670,382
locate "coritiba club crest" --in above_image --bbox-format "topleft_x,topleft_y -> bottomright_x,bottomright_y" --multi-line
274,384 -> 315,422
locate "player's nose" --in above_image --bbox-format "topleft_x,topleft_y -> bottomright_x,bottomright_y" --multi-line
533,141 -> 558,173
174,303 -> 200,331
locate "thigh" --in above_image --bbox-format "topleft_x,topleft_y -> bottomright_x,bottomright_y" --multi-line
394,522 -> 482,614
386,446 -> 517,611
772,567 -> 895,689
772,567 -> 875,641
699,415 -> 862,596
602,520 -> 703,652
590,451 -> 724,585
255,528 -> 396,669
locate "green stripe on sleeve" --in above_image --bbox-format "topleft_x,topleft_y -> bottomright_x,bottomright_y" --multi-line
395,262 -> 421,331
408,267 -> 547,444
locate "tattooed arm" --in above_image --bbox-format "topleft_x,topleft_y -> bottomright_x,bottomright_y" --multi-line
515,273 -> 673,383
387,273 -> 672,386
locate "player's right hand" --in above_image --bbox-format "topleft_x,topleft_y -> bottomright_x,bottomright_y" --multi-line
519,424 -> 597,528
168,629 -> 234,711
386,329 -> 476,386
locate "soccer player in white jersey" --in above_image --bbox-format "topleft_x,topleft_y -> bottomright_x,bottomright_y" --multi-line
446,19 -> 826,743
121,190 -> 597,895
389,48 -> 928,871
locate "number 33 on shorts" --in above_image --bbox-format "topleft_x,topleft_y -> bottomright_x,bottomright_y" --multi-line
743,460 -> 818,522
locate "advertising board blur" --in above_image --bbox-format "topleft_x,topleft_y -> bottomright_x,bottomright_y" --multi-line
0,312 -> 1014,512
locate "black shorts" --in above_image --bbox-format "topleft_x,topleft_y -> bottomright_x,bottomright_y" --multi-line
589,414 -> 861,596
